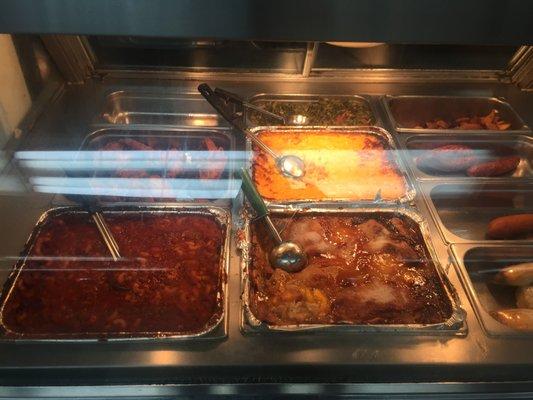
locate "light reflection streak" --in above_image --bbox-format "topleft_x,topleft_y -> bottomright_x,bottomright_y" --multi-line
16,150 -> 242,160
16,150 -> 245,171
0,268 -> 168,271
2,256 -> 146,262
0,256 -> 172,271
9,148 -> 501,199
30,177 -> 241,199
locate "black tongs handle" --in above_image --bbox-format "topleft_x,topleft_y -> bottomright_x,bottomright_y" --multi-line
198,84 -> 285,127
213,87 -> 243,106
214,87 -> 285,123
198,83 -> 247,131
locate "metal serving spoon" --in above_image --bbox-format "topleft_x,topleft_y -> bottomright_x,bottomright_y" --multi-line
239,168 -> 307,272
198,84 -> 306,179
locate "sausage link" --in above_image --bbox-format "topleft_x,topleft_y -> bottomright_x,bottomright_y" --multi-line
467,156 -> 520,177
415,144 -> 478,173
487,214 -> 533,239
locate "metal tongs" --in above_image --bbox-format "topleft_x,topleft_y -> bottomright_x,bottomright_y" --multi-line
64,171 -> 121,261
84,199 -> 120,261
207,86 -> 286,125
83,197 -> 121,262
198,84 -> 306,179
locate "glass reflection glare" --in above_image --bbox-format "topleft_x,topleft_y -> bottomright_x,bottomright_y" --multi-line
30,176 -> 240,199
290,114 -> 308,125
278,155 -> 306,178
14,149 -> 246,199
9,147 -> 520,201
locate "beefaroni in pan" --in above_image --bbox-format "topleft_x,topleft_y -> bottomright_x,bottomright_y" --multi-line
1,210 -> 227,339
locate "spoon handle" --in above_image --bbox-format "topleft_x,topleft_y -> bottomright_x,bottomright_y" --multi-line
239,168 -> 269,219
239,168 -> 283,245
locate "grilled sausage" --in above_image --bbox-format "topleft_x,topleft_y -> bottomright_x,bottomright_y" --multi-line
491,309 -> 533,331
466,156 -> 520,177
492,263 -> 533,286
487,214 -> 533,239
415,144 -> 478,173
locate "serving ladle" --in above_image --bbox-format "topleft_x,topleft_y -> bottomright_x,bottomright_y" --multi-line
198,84 -> 306,179
239,168 -> 307,272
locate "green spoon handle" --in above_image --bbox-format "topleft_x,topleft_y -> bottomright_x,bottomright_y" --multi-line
239,168 -> 269,219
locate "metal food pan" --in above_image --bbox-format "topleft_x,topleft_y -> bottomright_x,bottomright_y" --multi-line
451,244 -> 533,337
73,126 -> 240,203
94,90 -> 225,127
245,93 -> 380,128
401,134 -> 533,180
421,181 -> 533,244
383,95 -> 529,134
238,206 -> 466,335
247,126 -> 416,208
0,205 -> 231,342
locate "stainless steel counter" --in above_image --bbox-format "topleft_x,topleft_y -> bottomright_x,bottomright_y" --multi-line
0,76 -> 532,396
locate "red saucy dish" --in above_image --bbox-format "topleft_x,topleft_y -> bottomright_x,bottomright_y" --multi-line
0,210 -> 227,339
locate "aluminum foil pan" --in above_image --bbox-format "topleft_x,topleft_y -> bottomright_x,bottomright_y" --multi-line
0,205 -> 230,342
238,205 -> 466,335
246,126 -> 416,209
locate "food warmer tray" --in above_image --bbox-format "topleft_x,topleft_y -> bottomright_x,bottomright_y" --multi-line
0,205 -> 231,342
451,244 -> 533,338
245,125 -> 416,208
245,93 -> 382,128
396,133 -> 533,181
74,126 -> 241,204
94,90 -> 227,127
418,181 -> 533,244
383,95 -> 530,134
238,205 -> 466,335
1,79 -> 533,393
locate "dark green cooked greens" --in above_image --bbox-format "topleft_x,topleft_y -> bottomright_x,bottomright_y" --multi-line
248,97 -> 375,126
